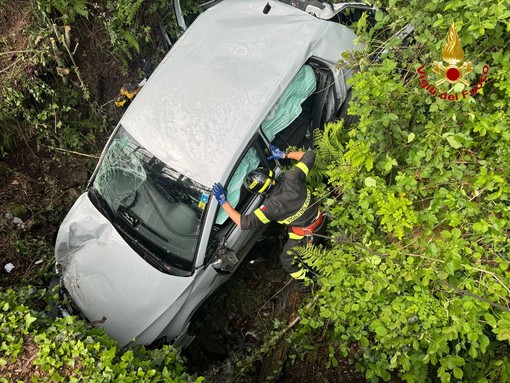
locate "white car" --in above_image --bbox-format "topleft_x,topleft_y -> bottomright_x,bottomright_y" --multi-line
54,0 -> 373,347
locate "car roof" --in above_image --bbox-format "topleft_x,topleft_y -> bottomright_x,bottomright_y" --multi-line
120,0 -> 356,187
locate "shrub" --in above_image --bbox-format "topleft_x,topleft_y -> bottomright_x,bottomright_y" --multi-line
0,287 -> 202,382
299,1 -> 510,382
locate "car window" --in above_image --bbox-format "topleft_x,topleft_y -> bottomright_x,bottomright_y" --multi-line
268,59 -> 337,150
215,146 -> 260,225
214,135 -> 276,223
205,136 -> 273,265
261,64 -> 317,142
335,5 -> 377,26
89,126 -> 209,274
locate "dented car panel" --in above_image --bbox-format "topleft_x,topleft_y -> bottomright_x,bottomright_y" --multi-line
55,193 -> 198,345
55,0 -> 366,347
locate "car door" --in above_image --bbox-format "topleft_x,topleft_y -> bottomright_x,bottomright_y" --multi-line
204,134 -> 277,274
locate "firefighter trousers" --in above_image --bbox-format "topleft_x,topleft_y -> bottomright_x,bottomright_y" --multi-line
280,218 -> 327,279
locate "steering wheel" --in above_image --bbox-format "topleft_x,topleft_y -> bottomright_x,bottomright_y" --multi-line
164,188 -> 191,204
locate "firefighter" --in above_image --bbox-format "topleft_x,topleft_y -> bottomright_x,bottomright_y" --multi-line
212,145 -> 325,280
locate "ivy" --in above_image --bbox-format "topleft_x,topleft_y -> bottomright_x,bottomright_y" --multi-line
0,287 -> 202,382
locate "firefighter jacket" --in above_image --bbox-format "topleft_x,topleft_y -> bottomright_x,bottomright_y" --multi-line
240,151 -> 318,233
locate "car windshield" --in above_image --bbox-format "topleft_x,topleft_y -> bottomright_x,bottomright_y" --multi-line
89,126 -> 209,275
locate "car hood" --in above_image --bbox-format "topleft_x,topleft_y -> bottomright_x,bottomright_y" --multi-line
55,193 -> 195,345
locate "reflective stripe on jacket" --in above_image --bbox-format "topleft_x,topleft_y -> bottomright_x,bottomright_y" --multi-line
241,151 -> 318,230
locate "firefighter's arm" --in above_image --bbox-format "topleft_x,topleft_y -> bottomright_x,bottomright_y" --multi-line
267,144 -> 310,162
267,144 -> 314,176
268,144 -> 305,161
286,151 -> 305,161
212,183 -> 241,227
221,202 -> 241,227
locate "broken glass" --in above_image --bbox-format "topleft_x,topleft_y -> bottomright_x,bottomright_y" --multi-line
91,127 -> 209,271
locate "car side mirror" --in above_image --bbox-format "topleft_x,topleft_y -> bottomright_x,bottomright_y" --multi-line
211,236 -> 239,274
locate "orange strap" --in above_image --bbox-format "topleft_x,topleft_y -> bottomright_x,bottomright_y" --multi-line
290,212 -> 324,236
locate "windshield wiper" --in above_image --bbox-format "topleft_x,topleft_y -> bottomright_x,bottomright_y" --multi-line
117,205 -> 141,227
88,187 -> 114,221
110,208 -> 188,275
129,234 -> 192,277
140,249 -> 174,274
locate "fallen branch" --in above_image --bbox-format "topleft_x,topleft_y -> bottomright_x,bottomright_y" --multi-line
233,294 -> 319,382
0,58 -> 21,74
0,50 -> 41,56
257,278 -> 293,318
52,23 -> 89,100
46,145 -> 99,159
435,279 -> 510,313
470,266 -> 510,297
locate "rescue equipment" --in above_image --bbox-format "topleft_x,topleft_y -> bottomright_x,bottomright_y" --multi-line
114,78 -> 147,108
115,83 -> 141,107
289,211 -> 325,237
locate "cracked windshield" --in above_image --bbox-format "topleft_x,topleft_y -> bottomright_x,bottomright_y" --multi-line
92,127 -> 208,269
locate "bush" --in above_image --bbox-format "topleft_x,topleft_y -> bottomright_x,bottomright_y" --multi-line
298,0 -> 510,382
0,287 -> 202,382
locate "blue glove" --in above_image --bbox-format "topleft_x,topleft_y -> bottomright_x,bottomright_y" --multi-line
212,183 -> 228,206
267,144 -> 285,160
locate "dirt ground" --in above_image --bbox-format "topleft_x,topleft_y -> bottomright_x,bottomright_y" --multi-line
0,3 -> 369,382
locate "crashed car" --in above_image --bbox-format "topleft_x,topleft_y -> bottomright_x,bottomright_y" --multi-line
54,0 -> 374,347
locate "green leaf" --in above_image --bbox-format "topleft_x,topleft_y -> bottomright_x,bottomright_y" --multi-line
24,313 -> 37,329
364,177 -> 377,188
441,230 -> 452,239
453,82 -> 465,93
407,132 -> 416,143
472,220 -> 489,233
484,313 -> 496,326
364,281 -> 374,291
374,326 -> 388,337
469,345 -> 478,358
496,328 -> 510,341
321,308 -> 332,318
445,253 -> 462,275
453,367 -> 463,379
365,157 -> 374,171
445,134 -> 463,149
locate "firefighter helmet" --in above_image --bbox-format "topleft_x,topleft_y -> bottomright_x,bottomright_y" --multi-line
243,167 -> 275,195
